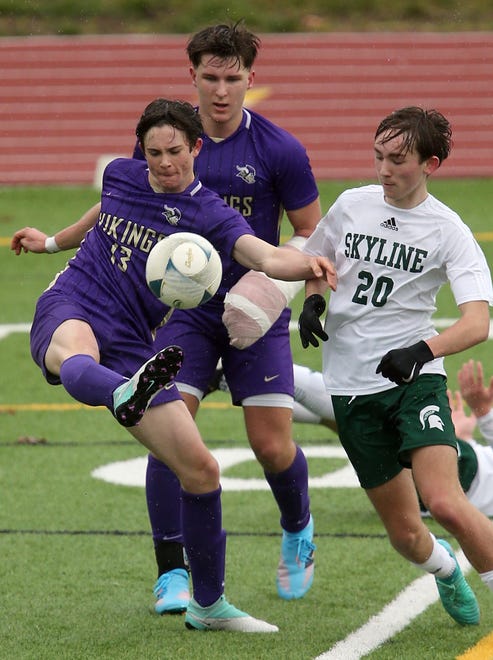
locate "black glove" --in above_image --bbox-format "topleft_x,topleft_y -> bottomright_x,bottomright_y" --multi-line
376,340 -> 434,385
298,294 -> 329,348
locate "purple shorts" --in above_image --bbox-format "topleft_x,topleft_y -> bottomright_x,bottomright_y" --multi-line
30,289 -> 181,406
155,305 -> 294,405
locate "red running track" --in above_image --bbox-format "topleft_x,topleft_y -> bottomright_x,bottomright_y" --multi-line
1,32 -> 493,184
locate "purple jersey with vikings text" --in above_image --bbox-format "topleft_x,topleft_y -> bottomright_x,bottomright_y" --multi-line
31,158 -> 254,378
149,108 -> 319,401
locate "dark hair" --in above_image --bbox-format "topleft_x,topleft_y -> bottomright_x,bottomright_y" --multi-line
375,106 -> 452,165
135,98 -> 203,150
186,21 -> 260,70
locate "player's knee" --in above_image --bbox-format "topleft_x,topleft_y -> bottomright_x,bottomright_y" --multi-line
250,438 -> 295,472
181,454 -> 220,493
426,495 -> 463,530
388,526 -> 423,557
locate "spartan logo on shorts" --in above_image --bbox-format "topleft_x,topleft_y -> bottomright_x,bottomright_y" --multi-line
419,405 -> 445,431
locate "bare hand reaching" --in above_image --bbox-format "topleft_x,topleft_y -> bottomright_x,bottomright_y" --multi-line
447,388 -> 476,441
457,359 -> 493,418
10,227 -> 48,255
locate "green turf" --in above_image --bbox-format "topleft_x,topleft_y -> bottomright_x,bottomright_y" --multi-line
1,181 -> 493,659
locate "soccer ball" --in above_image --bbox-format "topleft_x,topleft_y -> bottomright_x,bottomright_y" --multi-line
145,232 -> 223,309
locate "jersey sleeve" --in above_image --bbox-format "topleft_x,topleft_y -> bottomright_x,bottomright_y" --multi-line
273,132 -> 319,211
444,223 -> 493,306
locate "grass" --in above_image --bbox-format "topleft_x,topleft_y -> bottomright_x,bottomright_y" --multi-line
1,180 -> 493,658
2,0 -> 493,36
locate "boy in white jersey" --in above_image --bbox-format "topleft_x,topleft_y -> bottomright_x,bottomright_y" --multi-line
298,106 -> 493,626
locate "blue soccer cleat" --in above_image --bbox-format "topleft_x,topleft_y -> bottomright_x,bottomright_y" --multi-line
277,514 -> 316,600
112,345 -> 183,427
185,595 -> 278,632
435,539 -> 480,625
153,568 -> 190,615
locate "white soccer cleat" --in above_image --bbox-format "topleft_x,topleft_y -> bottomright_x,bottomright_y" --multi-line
185,595 -> 279,633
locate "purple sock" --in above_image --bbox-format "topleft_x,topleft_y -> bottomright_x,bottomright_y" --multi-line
59,354 -> 124,408
146,454 -> 182,544
264,444 -> 311,533
181,487 -> 226,607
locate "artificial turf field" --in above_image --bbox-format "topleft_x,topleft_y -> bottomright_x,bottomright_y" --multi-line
2,179 -> 493,659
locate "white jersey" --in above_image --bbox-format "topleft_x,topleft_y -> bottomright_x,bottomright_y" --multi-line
304,184 -> 493,395
465,438 -> 493,517
478,410 -> 493,446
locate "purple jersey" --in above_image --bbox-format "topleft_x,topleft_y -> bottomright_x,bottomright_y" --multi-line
195,108 -> 318,287
151,108 -> 319,400
31,158 -> 254,380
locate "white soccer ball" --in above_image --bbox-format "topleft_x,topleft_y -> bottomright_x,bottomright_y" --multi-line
146,232 -> 223,309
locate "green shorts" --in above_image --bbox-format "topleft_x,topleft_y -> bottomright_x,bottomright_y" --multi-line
332,375 -> 458,489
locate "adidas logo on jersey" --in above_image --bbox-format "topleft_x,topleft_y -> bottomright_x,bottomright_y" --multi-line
380,217 -> 398,231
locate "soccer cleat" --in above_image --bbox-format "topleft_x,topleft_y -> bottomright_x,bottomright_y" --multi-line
153,568 -> 190,615
185,595 -> 279,632
112,345 -> 183,427
277,515 -> 316,600
435,539 -> 480,625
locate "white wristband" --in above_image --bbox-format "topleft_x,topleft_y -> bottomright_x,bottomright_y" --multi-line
45,236 -> 60,253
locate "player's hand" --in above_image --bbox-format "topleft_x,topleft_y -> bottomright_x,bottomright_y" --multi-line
10,227 -> 48,255
308,256 -> 337,291
447,389 -> 476,441
298,294 -> 328,348
457,359 -> 493,418
376,340 -> 434,385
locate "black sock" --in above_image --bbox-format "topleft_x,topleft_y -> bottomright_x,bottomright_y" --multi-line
154,540 -> 188,578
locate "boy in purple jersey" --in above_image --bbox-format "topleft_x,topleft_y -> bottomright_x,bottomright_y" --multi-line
144,23 -> 323,613
11,23 -> 324,612
27,98 -> 335,632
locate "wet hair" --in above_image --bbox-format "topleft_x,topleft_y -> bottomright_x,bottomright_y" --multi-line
186,21 -> 260,70
375,106 -> 452,165
135,98 -> 203,150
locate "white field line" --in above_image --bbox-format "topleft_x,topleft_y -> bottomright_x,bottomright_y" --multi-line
314,551 -> 472,660
0,322 -> 31,339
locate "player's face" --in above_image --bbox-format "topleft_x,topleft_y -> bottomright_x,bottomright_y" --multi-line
143,124 -> 202,193
190,54 -> 254,138
374,132 -> 439,209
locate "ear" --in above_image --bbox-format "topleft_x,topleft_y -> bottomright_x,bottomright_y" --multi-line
192,137 -> 203,157
424,155 -> 441,175
247,70 -> 255,89
190,66 -> 197,86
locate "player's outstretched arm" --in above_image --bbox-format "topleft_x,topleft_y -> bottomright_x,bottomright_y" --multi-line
10,202 -> 101,255
232,233 -> 337,286
377,301 -> 490,386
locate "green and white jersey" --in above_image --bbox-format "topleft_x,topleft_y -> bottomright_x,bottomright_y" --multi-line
304,184 -> 493,395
